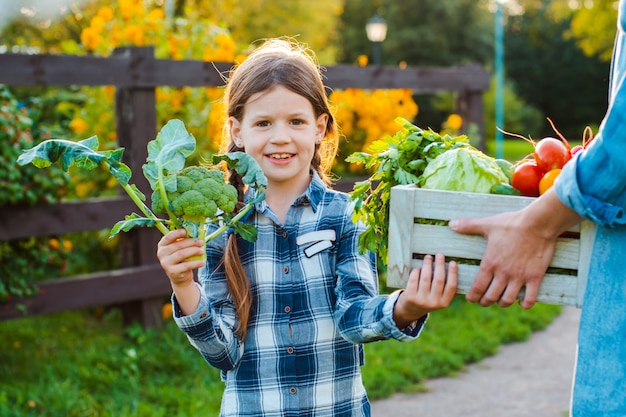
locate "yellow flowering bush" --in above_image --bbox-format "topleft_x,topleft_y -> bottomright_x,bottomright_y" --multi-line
330,88 -> 419,175
60,0 -> 246,198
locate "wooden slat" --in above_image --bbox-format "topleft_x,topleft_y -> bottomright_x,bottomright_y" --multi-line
0,197 -> 136,240
324,64 -> 490,92
0,264 -> 170,320
396,259 -> 580,306
0,49 -> 490,92
411,224 -> 581,270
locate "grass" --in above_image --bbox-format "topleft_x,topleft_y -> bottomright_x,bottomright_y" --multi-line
0,297 -> 561,416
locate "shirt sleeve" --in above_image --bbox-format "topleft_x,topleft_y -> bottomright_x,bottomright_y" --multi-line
554,4 -> 626,228
333,207 -> 427,344
172,233 -> 244,371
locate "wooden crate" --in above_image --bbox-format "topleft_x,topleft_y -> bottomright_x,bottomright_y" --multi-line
386,185 -> 596,307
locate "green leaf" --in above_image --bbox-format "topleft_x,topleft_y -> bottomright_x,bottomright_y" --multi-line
231,222 -> 258,243
109,213 -> 164,238
142,119 -> 196,191
17,137 -> 110,171
212,152 -> 268,189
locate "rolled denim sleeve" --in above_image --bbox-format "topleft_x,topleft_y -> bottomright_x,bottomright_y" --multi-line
554,4 -> 626,228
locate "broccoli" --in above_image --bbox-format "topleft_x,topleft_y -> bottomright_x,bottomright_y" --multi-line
17,119 -> 267,259
151,165 -> 238,239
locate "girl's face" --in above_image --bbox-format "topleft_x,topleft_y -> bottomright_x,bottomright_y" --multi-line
229,85 -> 328,194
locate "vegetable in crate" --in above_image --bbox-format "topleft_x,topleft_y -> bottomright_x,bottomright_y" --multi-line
419,147 -> 510,194
16,119 -> 267,251
346,117 -> 473,264
504,118 -> 595,197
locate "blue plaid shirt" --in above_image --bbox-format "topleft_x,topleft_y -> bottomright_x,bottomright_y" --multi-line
173,172 -> 426,417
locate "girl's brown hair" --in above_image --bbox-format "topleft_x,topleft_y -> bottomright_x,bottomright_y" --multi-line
219,38 -> 339,341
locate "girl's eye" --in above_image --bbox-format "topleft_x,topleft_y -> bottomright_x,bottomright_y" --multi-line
256,120 -> 270,127
291,119 -> 304,125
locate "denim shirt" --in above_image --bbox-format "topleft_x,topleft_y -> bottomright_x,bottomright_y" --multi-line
555,1 -> 626,227
173,172 -> 425,417
554,2 -> 626,415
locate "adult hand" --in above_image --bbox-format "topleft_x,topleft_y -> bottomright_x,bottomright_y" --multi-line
393,253 -> 458,329
449,211 -> 557,309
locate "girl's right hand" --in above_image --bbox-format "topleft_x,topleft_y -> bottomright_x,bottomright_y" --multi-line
157,229 -> 205,287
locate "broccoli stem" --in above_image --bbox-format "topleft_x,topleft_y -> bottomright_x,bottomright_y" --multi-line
204,202 -> 254,243
102,160 -> 170,236
155,153 -> 178,226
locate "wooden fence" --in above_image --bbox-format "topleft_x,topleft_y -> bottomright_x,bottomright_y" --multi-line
0,46 -> 490,327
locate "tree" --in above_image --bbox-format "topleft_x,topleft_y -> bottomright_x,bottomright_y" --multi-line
505,1 -> 610,139
337,0 -> 494,67
551,0 -> 618,62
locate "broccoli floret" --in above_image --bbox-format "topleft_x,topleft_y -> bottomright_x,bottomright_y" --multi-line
171,190 -> 218,220
151,165 -> 240,239
216,184 -> 238,213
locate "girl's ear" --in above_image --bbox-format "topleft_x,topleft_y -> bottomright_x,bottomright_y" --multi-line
229,116 -> 244,148
315,113 -> 329,144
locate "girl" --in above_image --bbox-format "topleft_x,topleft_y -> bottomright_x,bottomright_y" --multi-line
157,38 -> 458,417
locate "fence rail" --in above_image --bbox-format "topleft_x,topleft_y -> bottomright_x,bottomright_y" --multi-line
0,46 -> 490,327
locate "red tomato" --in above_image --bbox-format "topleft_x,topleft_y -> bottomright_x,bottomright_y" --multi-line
534,137 -> 570,172
512,161 -> 543,197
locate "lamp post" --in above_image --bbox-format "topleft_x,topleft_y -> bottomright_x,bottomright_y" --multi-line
494,0 -> 506,158
366,13 -> 387,66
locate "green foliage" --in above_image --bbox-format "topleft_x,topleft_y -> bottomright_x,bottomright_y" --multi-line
0,85 -> 73,303
506,1 -> 610,140
550,0 -> 618,62
0,300 -> 561,415
346,118 -> 470,264
0,85 -> 71,206
17,119 -> 267,244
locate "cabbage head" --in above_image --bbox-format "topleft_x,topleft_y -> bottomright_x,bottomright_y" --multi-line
419,147 -> 508,193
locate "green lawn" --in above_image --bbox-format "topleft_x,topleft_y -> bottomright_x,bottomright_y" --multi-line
0,297 -> 560,416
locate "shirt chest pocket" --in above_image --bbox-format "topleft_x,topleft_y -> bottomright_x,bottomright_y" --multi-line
296,229 -> 336,258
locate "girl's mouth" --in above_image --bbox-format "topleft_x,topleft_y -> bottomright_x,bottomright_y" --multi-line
268,153 -> 293,160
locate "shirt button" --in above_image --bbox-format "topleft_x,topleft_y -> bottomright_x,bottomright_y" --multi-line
284,306 -> 291,313
283,266 -> 289,274
289,387 -> 297,394
287,347 -> 294,354
200,312 -> 208,318
282,230 -> 288,238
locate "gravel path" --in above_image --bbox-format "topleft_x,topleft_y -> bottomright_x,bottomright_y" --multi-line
371,306 -> 581,417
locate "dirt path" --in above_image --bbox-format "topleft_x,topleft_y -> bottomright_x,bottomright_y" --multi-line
371,306 -> 581,417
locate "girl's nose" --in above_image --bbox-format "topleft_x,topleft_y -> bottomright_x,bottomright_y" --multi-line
270,123 -> 290,143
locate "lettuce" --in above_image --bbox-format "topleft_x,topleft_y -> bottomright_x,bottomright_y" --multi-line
419,147 -> 509,193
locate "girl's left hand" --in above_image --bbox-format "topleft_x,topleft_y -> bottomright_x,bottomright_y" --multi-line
393,253 -> 458,329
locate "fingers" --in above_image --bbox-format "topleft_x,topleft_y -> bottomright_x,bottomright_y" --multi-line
449,217 -> 484,236
157,229 -> 205,285
408,253 -> 458,308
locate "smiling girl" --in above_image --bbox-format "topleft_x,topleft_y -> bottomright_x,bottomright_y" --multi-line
156,38 -> 458,417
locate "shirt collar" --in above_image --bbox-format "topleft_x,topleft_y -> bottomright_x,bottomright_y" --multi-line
252,170 -> 327,214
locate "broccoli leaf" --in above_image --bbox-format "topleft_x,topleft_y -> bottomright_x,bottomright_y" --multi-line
230,222 -> 258,243
212,152 -> 268,189
18,137 -> 105,170
142,119 -> 196,192
109,213 -> 164,238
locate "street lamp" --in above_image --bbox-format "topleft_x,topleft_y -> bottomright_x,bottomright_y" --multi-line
494,0 -> 507,158
366,13 -> 387,66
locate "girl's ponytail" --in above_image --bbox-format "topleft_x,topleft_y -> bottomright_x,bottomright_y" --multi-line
223,166 -> 252,341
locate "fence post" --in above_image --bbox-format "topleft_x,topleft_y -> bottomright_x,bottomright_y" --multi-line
456,88 -> 486,151
113,46 -> 166,328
